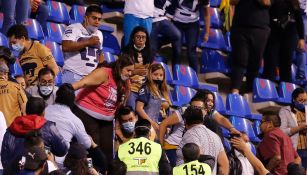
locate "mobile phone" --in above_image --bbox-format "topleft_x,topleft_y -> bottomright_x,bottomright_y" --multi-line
87,158 -> 93,168
44,146 -> 51,154
230,133 -> 241,138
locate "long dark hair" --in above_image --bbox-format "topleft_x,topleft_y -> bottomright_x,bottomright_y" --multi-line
291,87 -> 306,112
123,26 -> 152,64
98,54 -> 134,105
63,156 -> 89,175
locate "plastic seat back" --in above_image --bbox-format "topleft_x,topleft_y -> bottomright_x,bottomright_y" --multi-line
103,51 -> 116,63
172,86 -> 196,106
45,40 -> 64,67
69,5 -> 86,23
253,78 -> 279,102
102,32 -> 120,55
47,1 -> 70,24
213,92 -> 226,114
0,32 -> 8,47
26,19 -> 45,41
278,82 -> 298,104
230,116 -> 258,141
46,22 -> 65,44
200,29 -> 227,51
200,48 -> 230,73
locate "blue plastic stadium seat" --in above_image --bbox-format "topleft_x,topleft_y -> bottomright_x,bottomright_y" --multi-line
99,25 -> 115,33
26,19 -> 45,41
253,120 -> 261,137
230,116 -> 261,143
0,32 -> 8,47
291,64 -> 307,85
46,1 -> 70,25
69,5 -> 86,23
224,138 -> 231,152
55,71 -> 62,86
253,78 -> 279,103
101,5 -> 124,13
0,13 -> 3,30
103,51 -> 116,63
225,32 -> 232,52
213,92 -> 226,115
45,22 -> 65,44
225,94 -> 262,120
200,48 -> 230,73
199,8 -> 222,28
154,61 -> 174,85
221,127 -> 230,137
10,62 -> 23,77
276,82 -> 298,104
200,29 -> 228,51
210,0 -> 222,7
250,143 -> 257,155
172,64 -> 218,92
102,32 -> 120,55
45,40 -> 64,67
172,86 -> 196,107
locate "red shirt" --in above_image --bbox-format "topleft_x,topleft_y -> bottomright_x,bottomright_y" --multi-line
76,68 -> 117,120
258,128 -> 298,175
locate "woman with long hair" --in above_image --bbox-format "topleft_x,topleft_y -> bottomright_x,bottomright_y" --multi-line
71,54 -> 135,161
123,26 -> 153,111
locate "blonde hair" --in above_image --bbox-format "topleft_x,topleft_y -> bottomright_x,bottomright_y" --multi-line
146,63 -> 171,105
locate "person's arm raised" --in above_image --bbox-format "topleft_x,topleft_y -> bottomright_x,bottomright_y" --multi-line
72,67 -> 108,90
159,112 -> 180,146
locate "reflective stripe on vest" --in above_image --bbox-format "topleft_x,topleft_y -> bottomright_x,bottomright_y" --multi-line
118,137 -> 162,173
173,160 -> 212,175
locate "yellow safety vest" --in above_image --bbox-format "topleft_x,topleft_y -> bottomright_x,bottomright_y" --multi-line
173,160 -> 212,175
118,137 -> 162,175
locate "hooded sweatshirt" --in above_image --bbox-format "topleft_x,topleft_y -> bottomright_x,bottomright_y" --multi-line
1,115 -> 69,174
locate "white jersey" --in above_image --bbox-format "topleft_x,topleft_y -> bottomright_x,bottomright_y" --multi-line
173,0 -> 210,23
124,0 -> 154,18
62,23 -> 103,76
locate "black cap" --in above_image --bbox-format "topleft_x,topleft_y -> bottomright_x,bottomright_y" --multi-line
67,143 -> 88,159
24,146 -> 47,170
0,46 -> 16,64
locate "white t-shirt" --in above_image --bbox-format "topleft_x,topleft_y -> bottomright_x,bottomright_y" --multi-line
235,143 -> 254,175
62,23 -> 103,76
124,0 -> 155,18
173,0 -> 210,23
0,111 -> 7,169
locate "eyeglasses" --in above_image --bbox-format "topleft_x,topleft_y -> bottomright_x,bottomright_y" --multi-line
39,79 -> 54,86
134,35 -> 146,41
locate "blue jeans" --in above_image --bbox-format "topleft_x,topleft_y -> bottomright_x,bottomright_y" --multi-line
165,149 -> 177,167
294,50 -> 306,79
123,14 -> 152,46
151,19 -> 182,70
62,70 -> 84,84
297,149 -> 307,169
30,3 -> 49,35
173,21 -> 200,73
1,0 -> 30,34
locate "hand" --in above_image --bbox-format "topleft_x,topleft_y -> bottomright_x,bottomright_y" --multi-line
89,168 -> 99,175
133,69 -> 148,76
298,123 -> 307,131
297,39 -> 305,51
230,137 -> 249,154
87,36 -> 100,46
47,152 -> 55,162
151,121 -> 159,131
229,127 -> 241,135
90,136 -> 98,148
203,33 -> 209,42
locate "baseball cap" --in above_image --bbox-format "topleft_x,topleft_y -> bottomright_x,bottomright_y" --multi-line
67,143 -> 88,159
24,146 -> 48,170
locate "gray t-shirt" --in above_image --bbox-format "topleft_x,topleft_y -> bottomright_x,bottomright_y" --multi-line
26,85 -> 58,105
176,124 -> 225,175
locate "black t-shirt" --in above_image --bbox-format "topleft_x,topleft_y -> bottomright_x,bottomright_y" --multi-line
232,0 -> 270,28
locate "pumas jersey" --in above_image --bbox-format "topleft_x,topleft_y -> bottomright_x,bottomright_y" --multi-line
173,0 -> 210,23
62,23 -> 103,76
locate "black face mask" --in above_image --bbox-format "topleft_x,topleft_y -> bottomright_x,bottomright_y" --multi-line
153,80 -> 163,86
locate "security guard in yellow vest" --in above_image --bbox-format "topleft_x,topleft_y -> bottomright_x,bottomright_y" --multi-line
118,119 -> 171,175
173,143 -> 212,175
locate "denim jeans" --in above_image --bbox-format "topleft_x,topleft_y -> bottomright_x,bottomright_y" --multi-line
151,19 -> 181,70
30,3 -> 49,35
1,0 -> 30,34
173,21 -> 200,73
297,149 -> 307,169
294,50 -> 306,79
123,14 -> 152,46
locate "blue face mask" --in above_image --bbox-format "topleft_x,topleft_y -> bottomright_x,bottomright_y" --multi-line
121,121 -> 135,133
11,43 -> 24,53
294,102 -> 305,112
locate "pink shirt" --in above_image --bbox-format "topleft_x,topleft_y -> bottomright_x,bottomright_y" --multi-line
76,68 -> 117,121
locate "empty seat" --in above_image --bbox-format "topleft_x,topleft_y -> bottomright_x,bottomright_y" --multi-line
230,116 -> 260,143
103,51 -> 116,63
226,93 -> 262,120
46,1 -> 70,24
199,8 -> 222,28
200,48 -> 230,74
200,29 -> 228,51
0,32 -> 8,47
210,0 -> 222,7
172,64 -> 218,92
155,61 -> 174,85
45,22 -> 65,44
213,92 -> 227,114
69,5 -> 86,23
102,32 -> 120,55
26,19 -> 45,41
10,62 -> 23,77
45,40 -> 64,67
172,86 -> 196,107
276,82 -> 298,104
253,78 -> 279,103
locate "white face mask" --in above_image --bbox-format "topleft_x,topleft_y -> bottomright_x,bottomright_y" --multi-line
86,25 -> 98,34
121,74 -> 129,81
39,85 -> 53,96
11,43 -> 24,52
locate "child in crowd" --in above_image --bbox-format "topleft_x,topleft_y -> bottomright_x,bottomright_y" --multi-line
136,63 -> 171,132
